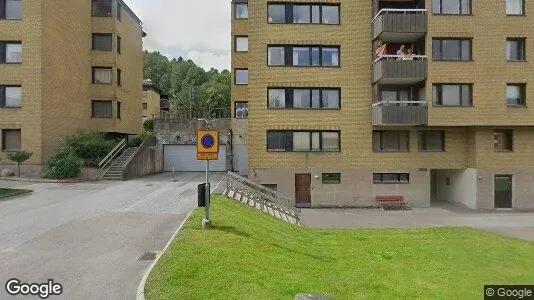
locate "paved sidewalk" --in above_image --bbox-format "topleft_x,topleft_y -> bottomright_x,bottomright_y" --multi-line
300,203 -> 534,241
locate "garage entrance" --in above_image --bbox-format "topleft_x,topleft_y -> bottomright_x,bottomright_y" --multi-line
163,145 -> 227,172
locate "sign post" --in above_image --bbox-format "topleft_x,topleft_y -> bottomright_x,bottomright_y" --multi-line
197,129 -> 219,229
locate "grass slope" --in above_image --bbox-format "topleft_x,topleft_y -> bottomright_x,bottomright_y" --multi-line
146,196 -> 534,300
0,188 -> 32,198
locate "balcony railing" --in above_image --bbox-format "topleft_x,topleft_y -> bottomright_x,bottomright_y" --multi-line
372,9 -> 427,42
372,55 -> 427,84
372,101 -> 428,126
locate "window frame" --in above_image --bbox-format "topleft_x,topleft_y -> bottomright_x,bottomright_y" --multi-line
235,101 -> 249,119
267,45 -> 340,67
1,129 -> 21,151
234,36 -> 249,52
506,0 -> 525,16
92,66 -> 113,84
506,83 -> 526,107
266,130 -> 341,152
117,101 -> 121,119
267,87 -> 341,109
432,83 -> 473,107
91,33 -> 113,52
373,173 -> 410,184
506,38 -> 526,61
493,129 -> 514,152
116,1 -> 122,21
0,85 -> 22,108
117,68 -> 122,86
418,130 -> 446,152
432,0 -> 472,15
234,69 -> 249,85
322,173 -> 341,184
91,100 -> 113,118
373,131 -> 410,152
117,36 -> 121,54
91,0 -> 113,17
0,41 -> 22,64
234,2 -> 248,19
432,38 -> 472,61
267,3 -> 340,25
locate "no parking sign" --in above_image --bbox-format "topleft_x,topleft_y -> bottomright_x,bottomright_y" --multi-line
197,130 -> 219,160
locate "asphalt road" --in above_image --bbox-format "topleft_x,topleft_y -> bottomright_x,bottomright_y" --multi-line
0,173 -> 222,300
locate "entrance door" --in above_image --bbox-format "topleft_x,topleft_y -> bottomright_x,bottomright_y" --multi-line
495,175 -> 513,209
295,174 -> 311,208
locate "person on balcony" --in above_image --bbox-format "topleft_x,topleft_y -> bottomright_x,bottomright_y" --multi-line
403,48 -> 414,60
396,44 -> 406,60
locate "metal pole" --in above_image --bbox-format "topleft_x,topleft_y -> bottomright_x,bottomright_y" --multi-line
202,150 -> 212,228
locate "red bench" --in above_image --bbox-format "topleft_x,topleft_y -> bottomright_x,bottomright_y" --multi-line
376,196 -> 405,206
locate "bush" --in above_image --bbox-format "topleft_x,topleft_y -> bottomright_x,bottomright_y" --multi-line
143,118 -> 155,132
46,149 -> 82,179
63,131 -> 116,162
7,150 -> 32,177
127,131 -> 151,147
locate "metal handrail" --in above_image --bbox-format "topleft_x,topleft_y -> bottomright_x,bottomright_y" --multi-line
372,101 -> 427,108
372,55 -> 427,65
98,138 -> 126,170
372,8 -> 427,22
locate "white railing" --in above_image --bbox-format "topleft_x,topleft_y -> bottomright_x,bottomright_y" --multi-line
372,101 -> 427,108
98,138 -> 126,170
372,55 -> 427,65
372,8 -> 427,22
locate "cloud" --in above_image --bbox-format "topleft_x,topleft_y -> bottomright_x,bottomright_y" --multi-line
125,0 -> 231,71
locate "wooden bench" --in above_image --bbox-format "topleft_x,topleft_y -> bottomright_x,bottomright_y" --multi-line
376,196 -> 405,206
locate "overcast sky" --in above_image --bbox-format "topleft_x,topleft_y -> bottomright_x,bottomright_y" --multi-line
126,0 -> 231,71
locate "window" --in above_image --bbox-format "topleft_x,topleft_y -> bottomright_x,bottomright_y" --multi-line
117,36 -> 121,54
2,129 -> 21,151
92,100 -> 112,118
1,0 -> 22,19
419,131 -> 445,151
142,103 -> 147,110
92,67 -> 112,84
117,68 -> 122,86
268,88 -> 340,109
322,173 -> 341,184
235,69 -> 248,85
268,45 -> 340,67
0,86 -> 21,107
235,101 -> 248,118
432,39 -> 471,60
507,38 -> 525,61
235,3 -> 248,19
235,36 -> 248,52
117,2 -> 122,21
373,173 -> 410,184
433,84 -> 472,106
117,101 -> 121,119
494,130 -> 514,152
507,84 -> 526,106
92,34 -> 112,51
267,4 -> 339,24
92,0 -> 112,17
373,131 -> 409,152
432,0 -> 471,15
0,42 -> 21,63
262,184 -> 278,191
507,0 -> 524,15
267,131 -> 340,152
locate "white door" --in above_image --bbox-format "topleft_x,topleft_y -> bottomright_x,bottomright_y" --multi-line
163,145 -> 227,172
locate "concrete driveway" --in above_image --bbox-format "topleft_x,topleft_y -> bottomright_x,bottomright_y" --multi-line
300,202 -> 534,241
0,172 -> 223,299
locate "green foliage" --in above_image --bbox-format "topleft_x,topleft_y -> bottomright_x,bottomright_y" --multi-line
143,51 -> 231,118
62,131 -> 116,166
128,131 -> 151,148
7,150 -> 33,177
46,148 -> 82,179
143,118 -> 155,132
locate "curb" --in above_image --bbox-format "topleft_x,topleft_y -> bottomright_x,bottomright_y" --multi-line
0,189 -> 33,199
0,177 -> 97,183
136,210 -> 194,300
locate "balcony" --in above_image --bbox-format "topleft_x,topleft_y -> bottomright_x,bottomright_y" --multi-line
372,101 -> 428,126
372,9 -> 427,42
372,56 -> 427,84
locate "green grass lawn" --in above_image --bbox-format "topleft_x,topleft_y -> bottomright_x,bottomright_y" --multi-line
145,196 -> 534,300
0,188 -> 32,198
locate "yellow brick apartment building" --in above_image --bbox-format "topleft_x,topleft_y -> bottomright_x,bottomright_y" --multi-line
0,0 -> 144,168
231,0 -> 534,209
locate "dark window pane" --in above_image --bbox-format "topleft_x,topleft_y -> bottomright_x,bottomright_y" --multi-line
322,173 -> 341,184
382,174 -> 399,183
293,5 -> 310,23
322,6 -> 339,24
441,40 -> 460,60
322,48 -> 339,66
267,131 -> 291,151
92,101 -> 112,118
92,0 -> 112,17
92,34 -> 112,51
293,47 -> 310,66
2,129 -> 21,150
268,4 -> 286,23
494,130 -> 514,152
235,4 -> 248,19
420,131 -> 445,151
235,101 -> 248,118
399,174 -> 410,183
373,173 -> 382,183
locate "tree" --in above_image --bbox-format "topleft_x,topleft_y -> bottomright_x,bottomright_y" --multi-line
7,150 -> 33,177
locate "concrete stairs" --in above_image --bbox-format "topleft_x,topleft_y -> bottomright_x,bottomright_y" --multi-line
101,147 -> 138,181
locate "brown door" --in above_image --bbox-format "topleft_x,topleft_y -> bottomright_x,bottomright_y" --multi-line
495,175 -> 513,209
295,174 -> 312,208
